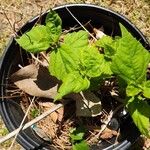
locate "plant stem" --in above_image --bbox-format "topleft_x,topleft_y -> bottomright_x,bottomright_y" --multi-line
30,53 -> 45,66
0,103 -> 64,144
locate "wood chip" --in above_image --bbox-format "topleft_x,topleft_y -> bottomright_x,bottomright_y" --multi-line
144,138 -> 150,149
100,127 -> 118,140
38,102 -> 64,123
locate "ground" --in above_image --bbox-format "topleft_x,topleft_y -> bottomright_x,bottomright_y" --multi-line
0,0 -> 150,149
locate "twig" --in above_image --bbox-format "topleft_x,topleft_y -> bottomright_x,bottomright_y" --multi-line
0,95 -> 22,99
30,53 -> 46,66
80,91 -> 92,113
8,96 -> 36,150
110,91 -> 124,103
65,6 -> 97,41
35,5 -> 43,25
98,104 -> 123,136
97,110 -> 113,136
115,128 -> 120,144
2,8 -> 17,36
40,52 -> 49,64
63,20 -> 91,33
89,104 -> 123,143
18,64 -> 23,69
0,9 -> 22,14
109,0 -> 114,5
13,13 -> 23,35
0,103 -> 64,144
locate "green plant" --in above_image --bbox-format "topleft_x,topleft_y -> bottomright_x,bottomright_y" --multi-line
70,127 -> 89,150
16,10 -> 150,138
30,108 -> 40,118
0,127 -> 12,147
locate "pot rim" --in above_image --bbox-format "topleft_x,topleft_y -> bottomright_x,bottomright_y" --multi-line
0,3 -> 149,150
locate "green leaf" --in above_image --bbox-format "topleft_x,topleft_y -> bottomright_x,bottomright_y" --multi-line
101,58 -> 113,75
142,80 -> 150,98
117,77 -> 127,97
63,30 -> 89,49
70,127 -> 89,150
127,97 -> 150,137
73,141 -> 89,150
30,108 -> 40,118
126,84 -> 142,96
49,45 -> 79,81
16,25 -> 53,52
80,45 -> 112,77
45,10 -> 62,42
96,35 -> 120,59
70,127 -> 86,142
120,23 -> 130,37
96,36 -> 117,75
49,31 -> 89,81
55,72 -> 90,100
80,46 -> 104,77
16,11 -> 62,53
111,24 -> 149,84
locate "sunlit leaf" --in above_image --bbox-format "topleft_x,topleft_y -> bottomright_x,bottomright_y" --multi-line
16,25 -> 52,52
73,141 -> 89,150
45,10 -> 62,42
143,80 -> 150,98
111,24 -> 149,84
127,97 -> 150,137
126,84 -> 142,96
55,72 -> 90,100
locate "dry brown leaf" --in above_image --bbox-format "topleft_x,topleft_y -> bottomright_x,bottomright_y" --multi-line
100,127 -> 118,140
11,64 -> 38,80
38,101 -> 56,108
143,138 -> 150,149
37,116 -> 58,139
11,64 -> 58,99
39,102 -> 58,123
38,102 -> 64,123
56,107 -> 64,122
50,111 -> 58,123
93,28 -> 105,39
51,106 -> 64,123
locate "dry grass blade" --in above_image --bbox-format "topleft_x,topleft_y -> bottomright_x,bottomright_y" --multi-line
0,103 -> 64,144
65,6 -> 97,41
1,7 -> 17,36
8,96 -> 36,150
89,104 -> 123,143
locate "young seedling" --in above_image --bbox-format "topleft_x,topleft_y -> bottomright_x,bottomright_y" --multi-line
30,108 -> 40,118
70,127 -> 89,150
16,9 -> 150,140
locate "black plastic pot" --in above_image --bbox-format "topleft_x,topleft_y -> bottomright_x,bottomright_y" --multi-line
0,4 -> 149,150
